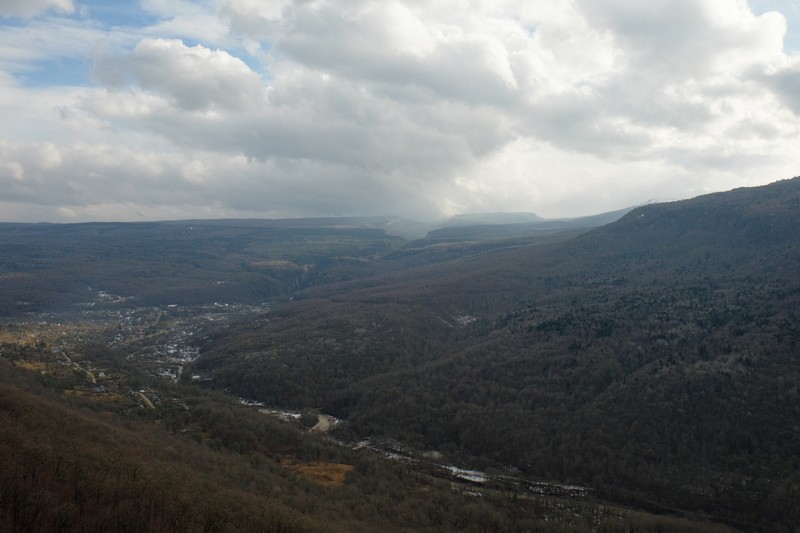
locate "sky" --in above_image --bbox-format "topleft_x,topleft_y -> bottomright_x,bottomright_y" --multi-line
0,0 -> 799,223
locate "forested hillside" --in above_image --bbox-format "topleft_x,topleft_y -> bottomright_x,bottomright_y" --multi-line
196,177 -> 800,531
2,337 -> 725,532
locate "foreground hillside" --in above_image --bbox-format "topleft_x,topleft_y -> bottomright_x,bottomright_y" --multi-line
0,338 -> 729,532
197,177 -> 800,531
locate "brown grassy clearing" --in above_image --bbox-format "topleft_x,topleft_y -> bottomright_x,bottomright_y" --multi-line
281,458 -> 354,487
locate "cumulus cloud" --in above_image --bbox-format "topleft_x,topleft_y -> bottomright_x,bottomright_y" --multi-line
1,0 -> 800,222
0,138 -> 445,221
94,39 -> 264,111
758,59 -> 800,114
0,0 -> 73,19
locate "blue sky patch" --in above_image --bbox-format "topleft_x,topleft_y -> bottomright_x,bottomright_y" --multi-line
77,0 -> 160,30
17,55 -> 94,88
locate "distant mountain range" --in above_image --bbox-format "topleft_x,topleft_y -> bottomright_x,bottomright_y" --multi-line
415,207 -> 634,244
371,207 -> 633,240
0,205 -> 633,316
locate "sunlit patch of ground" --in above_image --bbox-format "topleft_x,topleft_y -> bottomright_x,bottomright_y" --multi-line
281,458 -> 354,487
14,360 -> 47,371
63,389 -> 126,403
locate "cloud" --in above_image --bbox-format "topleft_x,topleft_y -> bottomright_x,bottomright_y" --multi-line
138,0 -> 232,48
94,38 -> 264,111
575,0 -> 785,74
757,59 -> 800,114
269,2 -> 521,107
0,138 -> 447,221
0,0 -> 73,19
0,17 -> 110,78
1,0 -> 800,222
